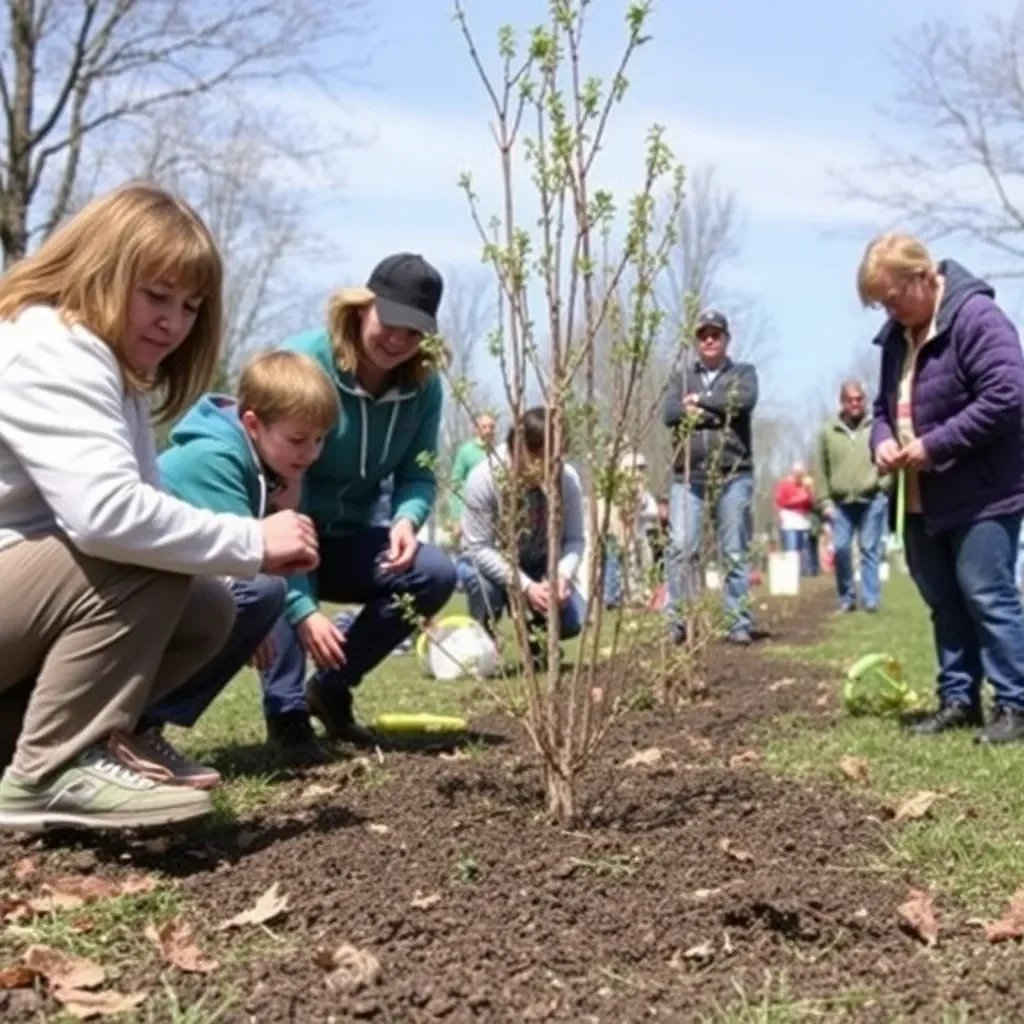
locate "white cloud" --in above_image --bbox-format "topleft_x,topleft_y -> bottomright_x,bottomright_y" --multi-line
267,86 -> 879,235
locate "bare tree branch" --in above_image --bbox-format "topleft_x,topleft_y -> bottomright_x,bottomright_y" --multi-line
841,8 -> 1024,272
0,0 -> 368,265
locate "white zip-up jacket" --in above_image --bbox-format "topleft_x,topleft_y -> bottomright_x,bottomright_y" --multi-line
0,305 -> 263,575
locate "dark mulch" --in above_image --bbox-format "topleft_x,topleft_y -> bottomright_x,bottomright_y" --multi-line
1,586 -> 1018,1022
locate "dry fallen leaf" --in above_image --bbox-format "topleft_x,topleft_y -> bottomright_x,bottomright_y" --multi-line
23,945 -> 105,990
45,877 -> 117,903
728,749 -> 760,769
145,918 -> 218,974
299,783 -> 337,806
897,889 -> 938,946
0,964 -> 37,989
769,678 -> 797,692
1,897 -> 33,923
984,887 -> 1024,943
690,888 -> 722,901
719,838 -> 753,863
313,943 -> 381,994
681,940 -> 714,962
893,791 -> 942,823
218,883 -> 289,930
839,756 -> 870,785
118,875 -> 159,896
13,858 -> 37,881
621,747 -> 664,769
50,988 -> 147,1020
410,892 -> 441,910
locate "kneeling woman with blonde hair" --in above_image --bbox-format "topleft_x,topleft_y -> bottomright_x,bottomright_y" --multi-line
860,232 -> 1024,743
0,183 -> 318,831
259,254 -> 458,761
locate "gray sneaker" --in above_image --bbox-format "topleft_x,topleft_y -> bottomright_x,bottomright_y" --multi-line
0,745 -> 212,832
109,728 -> 222,790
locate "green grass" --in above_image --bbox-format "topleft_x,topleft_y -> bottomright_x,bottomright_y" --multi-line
765,572 -> 1024,909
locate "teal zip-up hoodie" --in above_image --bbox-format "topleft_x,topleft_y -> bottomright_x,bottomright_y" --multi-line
280,328 -> 443,623
159,396 -> 278,520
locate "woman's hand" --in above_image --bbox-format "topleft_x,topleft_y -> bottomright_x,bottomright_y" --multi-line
381,518 -> 419,574
296,611 -> 346,671
874,438 -> 902,473
899,437 -> 931,470
261,512 -> 318,574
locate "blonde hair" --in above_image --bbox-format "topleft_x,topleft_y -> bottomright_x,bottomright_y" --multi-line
237,350 -> 340,433
326,286 -> 441,389
857,232 -> 937,307
0,182 -> 223,422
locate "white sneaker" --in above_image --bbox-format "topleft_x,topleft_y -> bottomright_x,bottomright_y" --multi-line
108,728 -> 222,791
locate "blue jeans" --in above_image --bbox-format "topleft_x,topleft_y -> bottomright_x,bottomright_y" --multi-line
667,473 -> 754,637
145,575 -> 286,728
603,543 -> 623,609
831,493 -> 887,610
904,513 -> 1024,711
458,557 -> 585,650
261,529 -> 457,718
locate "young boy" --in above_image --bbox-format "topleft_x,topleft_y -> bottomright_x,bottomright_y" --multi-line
458,406 -> 586,667
148,350 -> 340,767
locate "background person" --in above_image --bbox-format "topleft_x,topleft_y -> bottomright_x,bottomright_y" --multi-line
663,309 -> 759,645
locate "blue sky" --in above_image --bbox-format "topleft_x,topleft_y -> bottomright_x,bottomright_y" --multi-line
282,0 -> 1021,408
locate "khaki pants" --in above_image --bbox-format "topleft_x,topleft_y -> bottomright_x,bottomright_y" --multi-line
0,535 -> 236,783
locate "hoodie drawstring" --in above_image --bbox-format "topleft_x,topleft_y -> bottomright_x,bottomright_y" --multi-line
381,404 -> 400,466
359,397 -> 369,479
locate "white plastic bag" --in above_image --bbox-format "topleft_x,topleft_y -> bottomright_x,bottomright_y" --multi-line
418,617 -> 500,681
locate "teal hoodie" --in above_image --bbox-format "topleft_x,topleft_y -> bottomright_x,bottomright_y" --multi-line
280,328 -> 443,623
159,396 -> 278,520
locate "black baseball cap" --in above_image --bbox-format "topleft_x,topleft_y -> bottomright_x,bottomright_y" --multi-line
367,253 -> 444,335
695,309 -> 730,336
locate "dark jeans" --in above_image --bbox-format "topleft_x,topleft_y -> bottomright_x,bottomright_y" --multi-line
904,513 -> 1024,711
146,575 -> 287,728
260,529 -> 457,719
458,557 -> 585,645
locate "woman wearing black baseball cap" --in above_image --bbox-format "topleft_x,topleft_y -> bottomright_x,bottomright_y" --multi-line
258,253 -> 457,762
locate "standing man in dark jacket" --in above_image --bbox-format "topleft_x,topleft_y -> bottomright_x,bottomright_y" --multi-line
664,309 -> 759,644
862,232 -> 1024,743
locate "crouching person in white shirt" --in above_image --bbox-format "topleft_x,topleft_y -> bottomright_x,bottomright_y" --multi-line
458,406 -> 586,669
0,184 -> 318,833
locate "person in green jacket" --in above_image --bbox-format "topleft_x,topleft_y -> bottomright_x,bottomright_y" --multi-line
448,413 -> 496,535
818,379 -> 891,613
261,254 -> 458,756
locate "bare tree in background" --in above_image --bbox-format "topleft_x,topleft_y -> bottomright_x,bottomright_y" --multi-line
843,7 -> 1024,272
439,268 -> 498,457
131,109 -> 320,368
0,0 -> 367,266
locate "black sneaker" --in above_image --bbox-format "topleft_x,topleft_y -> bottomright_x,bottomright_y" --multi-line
905,703 -> 983,736
976,706 -> 1024,745
266,711 -> 329,765
305,677 -> 376,749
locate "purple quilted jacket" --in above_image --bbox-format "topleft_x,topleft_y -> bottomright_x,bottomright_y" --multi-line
870,259 -> 1024,533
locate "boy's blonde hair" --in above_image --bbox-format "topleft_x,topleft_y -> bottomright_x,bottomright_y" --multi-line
326,286 -> 442,390
857,232 -> 937,307
0,182 -> 223,422
237,350 -> 340,432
